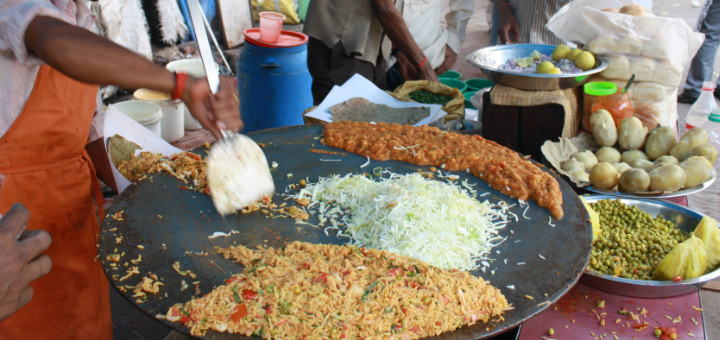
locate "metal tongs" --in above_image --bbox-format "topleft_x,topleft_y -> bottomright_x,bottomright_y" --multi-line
187,0 -> 275,216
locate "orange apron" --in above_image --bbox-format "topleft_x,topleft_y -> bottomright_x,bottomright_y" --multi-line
0,65 -> 111,339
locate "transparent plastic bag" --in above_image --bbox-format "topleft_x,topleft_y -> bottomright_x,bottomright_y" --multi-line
693,216 -> 720,274
652,234 -> 708,281
547,0 -> 704,67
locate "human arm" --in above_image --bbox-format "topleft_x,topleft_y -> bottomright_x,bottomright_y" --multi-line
497,0 -> 520,44
23,16 -> 241,139
0,204 -> 52,321
371,0 -> 439,82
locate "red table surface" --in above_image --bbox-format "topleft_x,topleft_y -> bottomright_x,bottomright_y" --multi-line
518,283 -> 705,340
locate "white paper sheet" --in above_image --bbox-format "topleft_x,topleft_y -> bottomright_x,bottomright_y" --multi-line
103,104 -> 182,193
305,74 -> 447,126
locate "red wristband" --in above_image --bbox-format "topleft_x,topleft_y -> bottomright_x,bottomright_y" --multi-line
499,3 -> 511,11
414,56 -> 428,69
171,72 -> 189,100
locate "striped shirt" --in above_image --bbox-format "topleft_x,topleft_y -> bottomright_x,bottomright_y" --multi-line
0,0 -> 95,139
508,0 -> 574,46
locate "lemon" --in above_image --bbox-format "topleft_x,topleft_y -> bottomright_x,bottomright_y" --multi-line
575,51 -> 596,71
535,61 -> 555,74
516,58 -> 529,68
529,50 -> 542,60
580,196 -> 601,241
524,57 -> 535,66
552,44 -> 572,61
545,67 -> 562,75
567,48 -> 583,62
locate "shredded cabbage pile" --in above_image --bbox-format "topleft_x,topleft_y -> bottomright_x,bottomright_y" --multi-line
293,172 -> 508,270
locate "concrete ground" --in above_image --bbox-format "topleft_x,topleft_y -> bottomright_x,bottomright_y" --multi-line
112,1 -> 719,339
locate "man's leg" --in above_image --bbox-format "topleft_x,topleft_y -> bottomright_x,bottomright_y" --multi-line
307,37 -> 335,106
490,1 -> 500,46
682,0 -> 720,101
372,53 -> 388,91
386,62 -> 405,92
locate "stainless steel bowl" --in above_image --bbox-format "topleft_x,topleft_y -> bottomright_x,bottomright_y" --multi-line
581,195 -> 720,298
465,44 -> 608,91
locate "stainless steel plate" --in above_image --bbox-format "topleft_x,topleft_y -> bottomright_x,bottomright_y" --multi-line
465,44 -> 607,91
580,195 -> 720,298
582,169 -> 717,199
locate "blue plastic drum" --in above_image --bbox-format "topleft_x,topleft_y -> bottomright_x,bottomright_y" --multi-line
237,38 -> 313,133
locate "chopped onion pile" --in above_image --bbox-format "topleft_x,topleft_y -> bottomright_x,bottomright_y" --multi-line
292,172 -> 509,270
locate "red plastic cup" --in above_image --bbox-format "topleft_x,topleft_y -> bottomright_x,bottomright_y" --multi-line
259,12 -> 285,43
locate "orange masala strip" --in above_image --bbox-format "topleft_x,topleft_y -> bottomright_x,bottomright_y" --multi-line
321,121 -> 564,219
308,149 -> 345,155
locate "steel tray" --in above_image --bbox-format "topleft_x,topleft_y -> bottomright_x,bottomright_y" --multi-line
581,169 -> 717,198
581,195 -> 720,298
465,44 -> 607,91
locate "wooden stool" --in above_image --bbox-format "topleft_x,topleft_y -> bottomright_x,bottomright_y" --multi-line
481,91 -> 568,162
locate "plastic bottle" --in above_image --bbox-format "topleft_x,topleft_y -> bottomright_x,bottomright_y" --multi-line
688,113 -> 720,221
685,81 -> 717,129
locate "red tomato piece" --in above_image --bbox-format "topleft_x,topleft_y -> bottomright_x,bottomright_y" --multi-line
388,268 -> 403,277
180,316 -> 191,323
242,290 -> 257,301
314,273 -> 329,284
225,277 -> 240,284
230,303 -> 248,322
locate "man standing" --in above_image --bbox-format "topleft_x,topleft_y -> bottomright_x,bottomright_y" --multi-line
386,0 -> 475,90
304,0 -> 441,105
679,0 -> 720,103
491,0 -> 573,46
0,0 -> 241,338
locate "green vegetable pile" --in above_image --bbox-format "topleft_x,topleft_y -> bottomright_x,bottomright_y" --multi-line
407,90 -> 453,106
588,199 -> 689,280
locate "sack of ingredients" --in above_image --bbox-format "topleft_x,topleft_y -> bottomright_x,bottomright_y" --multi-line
693,216 -> 720,274
547,0 -> 703,130
652,234 -> 707,281
389,80 -> 465,123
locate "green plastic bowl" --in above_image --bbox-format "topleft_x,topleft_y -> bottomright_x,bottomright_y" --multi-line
439,70 -> 462,80
464,91 -> 478,109
440,78 -> 467,92
465,78 -> 494,92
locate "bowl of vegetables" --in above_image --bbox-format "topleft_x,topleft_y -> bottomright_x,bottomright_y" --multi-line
580,195 -> 720,298
465,44 -> 607,91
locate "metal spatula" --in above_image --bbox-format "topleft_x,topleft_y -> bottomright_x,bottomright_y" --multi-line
187,0 -> 275,216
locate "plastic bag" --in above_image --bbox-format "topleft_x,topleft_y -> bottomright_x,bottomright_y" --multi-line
388,80 -> 465,123
693,216 -> 720,274
547,0 -> 704,67
652,234 -> 708,281
549,0 -> 702,131
251,0 -> 300,25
